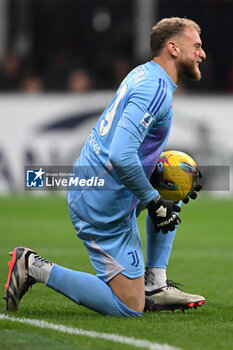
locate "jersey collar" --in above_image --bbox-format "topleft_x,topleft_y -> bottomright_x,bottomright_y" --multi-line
150,60 -> 177,93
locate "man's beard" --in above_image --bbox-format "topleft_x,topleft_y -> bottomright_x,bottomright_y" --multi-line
177,58 -> 201,81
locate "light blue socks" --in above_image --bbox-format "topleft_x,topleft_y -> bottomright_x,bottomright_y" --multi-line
146,213 -> 177,268
46,264 -> 142,317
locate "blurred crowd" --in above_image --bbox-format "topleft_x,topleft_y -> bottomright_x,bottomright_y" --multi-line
0,0 -> 232,94
0,52 -> 92,93
0,52 -> 133,93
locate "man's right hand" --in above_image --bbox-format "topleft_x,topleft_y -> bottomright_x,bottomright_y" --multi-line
146,195 -> 181,234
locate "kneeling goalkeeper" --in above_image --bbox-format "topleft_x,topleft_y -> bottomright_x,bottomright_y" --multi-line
4,17 -> 206,316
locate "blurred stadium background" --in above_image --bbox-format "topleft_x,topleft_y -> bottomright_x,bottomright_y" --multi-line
0,0 -> 232,194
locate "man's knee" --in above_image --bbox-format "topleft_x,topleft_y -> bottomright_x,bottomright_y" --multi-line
108,273 -> 145,313
124,289 -> 145,313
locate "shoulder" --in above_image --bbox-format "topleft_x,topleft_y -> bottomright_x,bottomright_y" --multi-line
130,77 -> 172,107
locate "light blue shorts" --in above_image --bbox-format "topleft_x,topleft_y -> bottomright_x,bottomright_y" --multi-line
68,206 -> 144,283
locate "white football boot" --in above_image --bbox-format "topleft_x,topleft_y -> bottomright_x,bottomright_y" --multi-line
144,267 -> 206,312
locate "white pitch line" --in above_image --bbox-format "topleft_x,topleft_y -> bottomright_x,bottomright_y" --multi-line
0,314 -> 181,350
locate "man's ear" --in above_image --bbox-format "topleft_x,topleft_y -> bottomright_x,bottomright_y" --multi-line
167,41 -> 179,58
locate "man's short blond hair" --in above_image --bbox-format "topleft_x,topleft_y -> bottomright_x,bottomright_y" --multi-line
150,17 -> 201,58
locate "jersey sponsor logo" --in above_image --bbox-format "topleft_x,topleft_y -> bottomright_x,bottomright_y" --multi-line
26,168 -> 45,188
138,113 -> 153,133
89,132 -> 101,154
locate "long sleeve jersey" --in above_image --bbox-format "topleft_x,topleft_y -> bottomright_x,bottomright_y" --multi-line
67,61 -> 177,226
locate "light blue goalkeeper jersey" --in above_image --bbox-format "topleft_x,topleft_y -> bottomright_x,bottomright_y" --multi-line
67,61 -> 177,226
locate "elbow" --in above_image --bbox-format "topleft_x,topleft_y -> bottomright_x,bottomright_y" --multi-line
109,147 -> 121,169
109,143 -> 131,171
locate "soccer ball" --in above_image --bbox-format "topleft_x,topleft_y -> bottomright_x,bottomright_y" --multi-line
153,150 -> 199,201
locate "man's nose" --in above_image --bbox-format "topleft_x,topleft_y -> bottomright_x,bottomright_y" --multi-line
200,48 -> 206,60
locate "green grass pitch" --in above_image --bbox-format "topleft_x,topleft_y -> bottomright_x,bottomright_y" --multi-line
0,195 -> 233,350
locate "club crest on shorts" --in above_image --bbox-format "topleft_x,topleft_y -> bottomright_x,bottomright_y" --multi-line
128,250 -> 139,267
